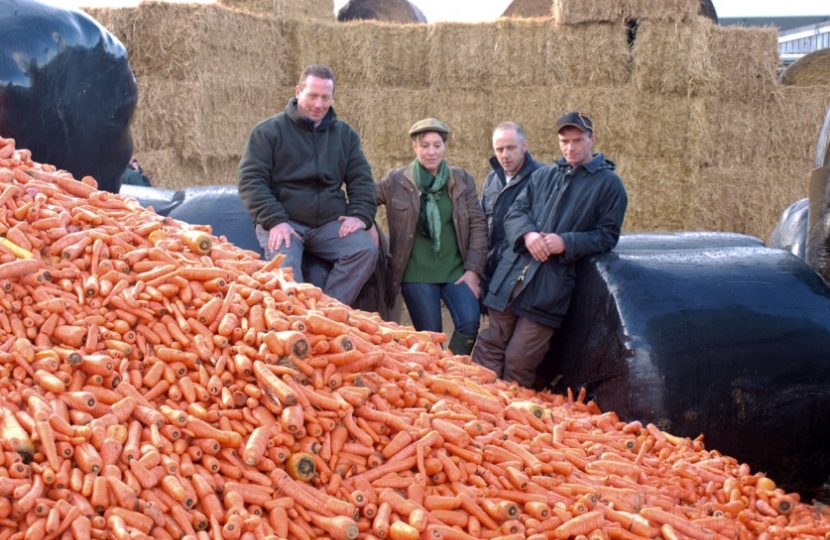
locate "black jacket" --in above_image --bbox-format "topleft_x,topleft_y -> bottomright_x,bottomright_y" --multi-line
483,153 -> 628,328
238,98 -> 376,230
480,151 -> 543,291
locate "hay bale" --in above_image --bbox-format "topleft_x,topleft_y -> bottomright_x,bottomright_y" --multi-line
703,87 -> 830,169
492,18 -> 552,87
547,23 -> 632,87
766,86 -> 830,166
490,85 -> 570,166
614,158 -> 698,231
218,0 -> 334,19
276,0 -> 334,20
127,2 -> 287,84
709,24 -> 779,102
281,19 -> 429,88
781,49 -> 830,87
702,97 -> 768,168
133,76 -> 288,161
624,0 -> 699,22
334,86 -> 429,164
631,19 -> 715,97
427,22 -> 499,90
501,0 -> 552,18
81,7 -> 137,48
551,0 -> 624,25
693,164 -> 812,240
135,150 -> 240,191
217,0 -> 273,16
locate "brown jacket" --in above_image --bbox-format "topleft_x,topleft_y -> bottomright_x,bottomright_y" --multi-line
376,162 -> 488,304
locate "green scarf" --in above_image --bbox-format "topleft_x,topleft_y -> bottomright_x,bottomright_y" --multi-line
413,159 -> 450,253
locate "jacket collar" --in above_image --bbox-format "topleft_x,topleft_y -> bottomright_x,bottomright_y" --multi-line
488,151 -> 537,183
555,153 -> 615,175
403,161 -> 457,192
286,97 -> 337,131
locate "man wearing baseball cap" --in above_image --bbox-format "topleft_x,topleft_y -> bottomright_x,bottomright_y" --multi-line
472,111 -> 628,389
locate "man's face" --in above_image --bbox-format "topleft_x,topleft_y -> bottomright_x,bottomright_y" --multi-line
558,127 -> 594,167
295,75 -> 334,125
493,128 -> 528,177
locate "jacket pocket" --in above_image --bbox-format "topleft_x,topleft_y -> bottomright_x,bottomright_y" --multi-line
520,263 -> 574,318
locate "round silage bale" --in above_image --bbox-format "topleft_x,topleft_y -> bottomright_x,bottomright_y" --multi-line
768,198 -> 809,261
781,48 -> 830,87
540,235 -> 830,494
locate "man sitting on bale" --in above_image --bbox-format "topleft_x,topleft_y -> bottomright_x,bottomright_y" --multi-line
238,64 -> 378,307
472,112 -> 628,388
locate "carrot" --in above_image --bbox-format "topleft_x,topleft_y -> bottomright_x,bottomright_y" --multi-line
308,512 -> 359,540
638,508 -> 717,540
551,511 -> 605,539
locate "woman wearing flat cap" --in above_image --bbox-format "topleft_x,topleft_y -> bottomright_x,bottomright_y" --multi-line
375,118 -> 488,355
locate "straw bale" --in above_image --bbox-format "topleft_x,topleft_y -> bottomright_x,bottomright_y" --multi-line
613,158 -> 697,231
702,97 -> 768,168
276,0 -> 334,20
135,150 -> 240,190
547,23 -> 632,87
427,23 -> 499,90
427,90 -> 496,177
127,2 -> 287,83
765,86 -> 830,166
132,76 -> 287,160
281,19 -> 429,88
333,87 -> 429,165
551,0 -> 624,25
217,0 -> 273,16
501,0 -> 552,18
81,7 -> 137,49
490,85 -> 569,166
493,18 -> 553,87
693,163 -> 812,240
709,24 -> 779,102
631,19 -> 715,97
703,87 -> 830,169
624,0 -> 699,22
780,49 -> 830,87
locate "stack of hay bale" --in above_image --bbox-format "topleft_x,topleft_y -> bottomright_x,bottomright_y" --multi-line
85,0 -> 830,241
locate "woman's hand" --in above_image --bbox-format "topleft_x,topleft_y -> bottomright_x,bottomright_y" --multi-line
455,270 -> 481,299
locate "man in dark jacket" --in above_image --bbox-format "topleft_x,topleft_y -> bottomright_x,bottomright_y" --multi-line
472,112 -> 628,388
238,64 -> 378,306
480,122 -> 543,298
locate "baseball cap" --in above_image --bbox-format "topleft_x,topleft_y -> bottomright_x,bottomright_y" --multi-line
557,111 -> 593,134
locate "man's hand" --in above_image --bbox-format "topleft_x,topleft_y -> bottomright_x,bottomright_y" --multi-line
366,224 -> 380,248
523,231 -> 549,262
269,222 -> 299,251
543,232 -> 565,255
337,216 -> 366,238
455,270 -> 481,299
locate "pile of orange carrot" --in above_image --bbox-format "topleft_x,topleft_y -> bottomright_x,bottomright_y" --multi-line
0,133 -> 828,540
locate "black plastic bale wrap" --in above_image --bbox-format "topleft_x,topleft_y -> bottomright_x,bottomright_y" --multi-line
768,198 -> 809,262
540,232 -> 830,494
0,0 -> 137,193
126,185 -> 394,318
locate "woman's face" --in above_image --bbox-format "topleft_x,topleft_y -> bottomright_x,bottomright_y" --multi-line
412,132 -> 445,175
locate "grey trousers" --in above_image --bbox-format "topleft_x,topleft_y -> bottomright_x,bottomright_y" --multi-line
256,220 -> 378,307
471,306 -> 555,388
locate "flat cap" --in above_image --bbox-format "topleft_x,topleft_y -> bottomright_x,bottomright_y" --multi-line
556,111 -> 594,134
409,117 -> 450,137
